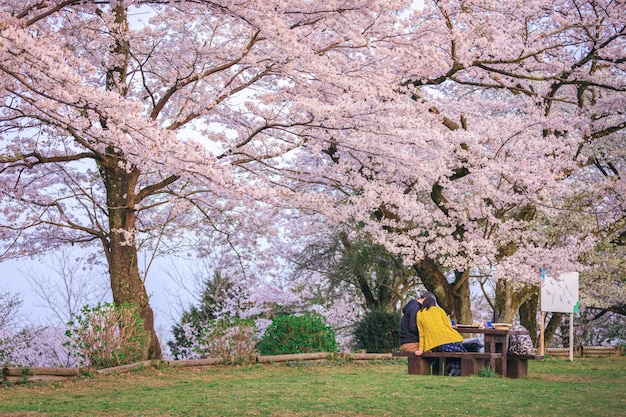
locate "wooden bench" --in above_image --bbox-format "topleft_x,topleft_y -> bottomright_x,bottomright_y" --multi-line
506,354 -> 544,378
392,351 -> 502,376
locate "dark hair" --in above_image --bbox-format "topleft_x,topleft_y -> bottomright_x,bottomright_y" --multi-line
420,291 -> 435,300
421,296 -> 437,310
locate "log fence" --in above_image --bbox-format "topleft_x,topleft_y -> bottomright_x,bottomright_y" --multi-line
546,345 -> 624,358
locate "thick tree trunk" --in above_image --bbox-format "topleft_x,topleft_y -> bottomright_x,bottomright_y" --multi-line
107,234 -> 162,360
101,154 -> 162,360
519,291 -> 565,347
519,291 -> 540,344
544,312 -> 564,347
495,280 -> 542,330
85,5 -> 161,360
451,269 -> 473,324
494,279 -> 523,323
414,258 -> 473,324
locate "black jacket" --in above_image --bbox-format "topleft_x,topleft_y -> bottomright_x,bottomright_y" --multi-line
399,299 -> 422,345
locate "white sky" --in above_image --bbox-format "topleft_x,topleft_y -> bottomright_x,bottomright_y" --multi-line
0,257 -> 191,342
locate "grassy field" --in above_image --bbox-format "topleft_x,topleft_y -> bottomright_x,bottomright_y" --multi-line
1,356 -> 624,417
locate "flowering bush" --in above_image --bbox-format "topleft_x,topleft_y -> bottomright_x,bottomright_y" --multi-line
204,317 -> 257,363
172,317 -> 257,364
0,325 -> 76,368
64,302 -> 145,369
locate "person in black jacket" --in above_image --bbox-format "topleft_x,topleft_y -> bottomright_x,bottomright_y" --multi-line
399,291 -> 435,353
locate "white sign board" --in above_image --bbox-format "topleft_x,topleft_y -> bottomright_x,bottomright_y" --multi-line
540,271 -> 579,313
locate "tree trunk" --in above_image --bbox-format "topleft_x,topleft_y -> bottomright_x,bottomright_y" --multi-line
414,258 -> 473,324
544,312 -> 564,348
519,291 -> 540,344
101,153 -> 162,360
87,5 -> 160,361
519,294 -> 564,348
494,279 -> 522,323
451,269 -> 473,324
494,280 -> 540,325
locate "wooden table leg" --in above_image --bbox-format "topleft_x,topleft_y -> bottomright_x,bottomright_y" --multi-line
501,334 -> 509,378
484,334 -> 498,373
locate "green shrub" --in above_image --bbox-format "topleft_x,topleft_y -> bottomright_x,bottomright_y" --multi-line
257,314 -> 337,355
65,302 -> 145,369
353,311 -> 400,353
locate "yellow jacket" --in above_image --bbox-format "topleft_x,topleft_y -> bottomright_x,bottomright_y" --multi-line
417,306 -> 464,352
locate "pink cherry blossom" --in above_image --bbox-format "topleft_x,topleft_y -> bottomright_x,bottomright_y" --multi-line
0,1 -> 623,356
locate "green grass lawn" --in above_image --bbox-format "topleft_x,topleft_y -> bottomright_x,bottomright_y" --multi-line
1,356 -> 624,417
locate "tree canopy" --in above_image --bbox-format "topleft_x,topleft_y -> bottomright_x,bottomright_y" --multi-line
0,1 -> 624,357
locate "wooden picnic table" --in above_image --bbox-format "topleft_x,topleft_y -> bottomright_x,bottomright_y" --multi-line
393,325 -> 542,377
455,326 -> 531,377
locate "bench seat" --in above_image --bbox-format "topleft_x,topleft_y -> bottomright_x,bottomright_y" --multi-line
392,351 -> 502,376
506,354 -> 544,378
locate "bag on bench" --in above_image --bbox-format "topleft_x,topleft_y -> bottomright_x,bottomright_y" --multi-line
462,338 -> 484,352
508,325 -> 535,356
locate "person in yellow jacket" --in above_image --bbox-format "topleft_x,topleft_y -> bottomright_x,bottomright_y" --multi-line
414,296 -> 466,376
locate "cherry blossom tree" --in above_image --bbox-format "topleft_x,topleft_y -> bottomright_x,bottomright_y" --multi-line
0,0 -> 425,359
572,132 -> 625,329
0,293 -> 75,367
285,0 -> 626,324
416,1 -> 625,324
0,0 -> 624,360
